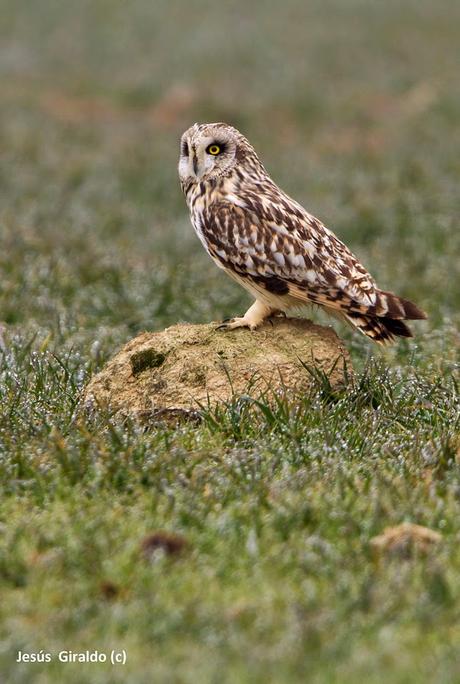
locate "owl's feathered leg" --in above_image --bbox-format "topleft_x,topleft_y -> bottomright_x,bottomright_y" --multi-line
217,299 -> 274,331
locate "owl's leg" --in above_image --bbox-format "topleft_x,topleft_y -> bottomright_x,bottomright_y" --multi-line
217,299 -> 274,331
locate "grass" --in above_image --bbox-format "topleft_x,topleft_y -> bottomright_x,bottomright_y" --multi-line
0,0 -> 459,681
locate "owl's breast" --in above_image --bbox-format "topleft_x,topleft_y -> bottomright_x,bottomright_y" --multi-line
189,209 -> 229,273
186,176 -> 255,272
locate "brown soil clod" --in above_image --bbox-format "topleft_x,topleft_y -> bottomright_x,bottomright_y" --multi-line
370,522 -> 442,558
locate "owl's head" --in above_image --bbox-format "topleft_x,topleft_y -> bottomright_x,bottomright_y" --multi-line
178,122 -> 259,184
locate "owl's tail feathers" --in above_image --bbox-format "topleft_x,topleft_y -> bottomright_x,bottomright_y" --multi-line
344,312 -> 412,344
345,291 -> 427,345
376,290 -> 427,322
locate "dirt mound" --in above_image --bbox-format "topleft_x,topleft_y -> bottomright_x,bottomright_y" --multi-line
82,318 -> 351,422
370,523 -> 442,558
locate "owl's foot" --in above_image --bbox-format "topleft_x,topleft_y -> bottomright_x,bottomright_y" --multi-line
217,316 -> 258,331
216,299 -> 274,332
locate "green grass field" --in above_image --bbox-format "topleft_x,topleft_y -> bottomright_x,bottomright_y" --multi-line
0,1 -> 459,682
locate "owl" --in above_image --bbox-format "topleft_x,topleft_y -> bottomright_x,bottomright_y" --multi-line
178,122 -> 426,344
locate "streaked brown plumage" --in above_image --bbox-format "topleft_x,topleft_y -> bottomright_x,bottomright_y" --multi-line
178,122 -> 426,344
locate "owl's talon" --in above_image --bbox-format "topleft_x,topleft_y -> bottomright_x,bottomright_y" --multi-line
216,319 -> 237,331
216,317 -> 256,331
268,310 -> 287,319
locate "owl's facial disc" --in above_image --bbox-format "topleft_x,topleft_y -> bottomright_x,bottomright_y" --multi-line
178,125 -> 238,182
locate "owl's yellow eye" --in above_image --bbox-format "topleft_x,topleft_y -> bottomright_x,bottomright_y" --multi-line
207,144 -> 221,155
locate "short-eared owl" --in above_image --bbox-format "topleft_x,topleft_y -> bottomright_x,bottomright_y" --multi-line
178,122 -> 426,344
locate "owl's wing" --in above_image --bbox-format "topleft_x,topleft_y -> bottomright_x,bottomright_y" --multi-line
201,200 -> 395,317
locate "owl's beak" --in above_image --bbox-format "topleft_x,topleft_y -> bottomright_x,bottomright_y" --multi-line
192,152 -> 199,176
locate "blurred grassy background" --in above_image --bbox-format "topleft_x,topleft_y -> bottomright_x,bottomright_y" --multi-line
0,1 -> 459,682
1,0 -> 459,349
